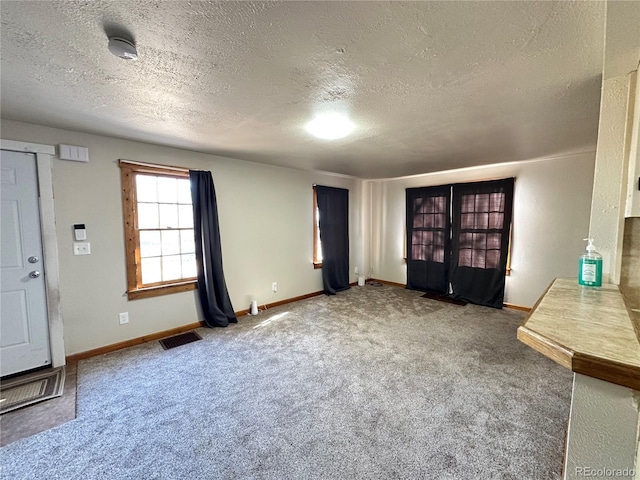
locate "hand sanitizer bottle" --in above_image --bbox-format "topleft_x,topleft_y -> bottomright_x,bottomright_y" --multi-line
578,238 -> 603,287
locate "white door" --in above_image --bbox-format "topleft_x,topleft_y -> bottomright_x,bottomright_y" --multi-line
1,150 -> 51,376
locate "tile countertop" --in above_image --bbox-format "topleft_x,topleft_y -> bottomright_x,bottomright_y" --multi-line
517,278 -> 640,391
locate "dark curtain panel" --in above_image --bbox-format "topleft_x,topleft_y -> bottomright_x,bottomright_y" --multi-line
406,186 -> 452,294
450,178 -> 514,308
315,185 -> 350,295
190,170 -> 237,327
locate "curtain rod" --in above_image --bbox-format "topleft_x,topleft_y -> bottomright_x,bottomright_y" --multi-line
118,159 -> 190,173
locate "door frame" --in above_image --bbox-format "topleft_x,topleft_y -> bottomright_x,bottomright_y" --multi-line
1,139 -> 65,368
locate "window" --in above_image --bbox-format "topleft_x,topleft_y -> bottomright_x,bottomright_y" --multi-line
406,185 -> 512,275
313,185 -> 322,268
457,192 -> 505,269
120,161 -> 197,300
411,195 -> 448,262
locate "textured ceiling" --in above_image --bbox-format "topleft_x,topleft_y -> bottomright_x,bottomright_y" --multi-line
1,1 -> 608,178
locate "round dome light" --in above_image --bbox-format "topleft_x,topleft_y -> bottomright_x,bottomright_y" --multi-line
306,113 -> 355,140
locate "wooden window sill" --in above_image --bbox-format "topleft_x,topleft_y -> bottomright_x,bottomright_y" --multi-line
127,281 -> 197,300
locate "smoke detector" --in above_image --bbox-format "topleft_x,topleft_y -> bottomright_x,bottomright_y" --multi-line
108,37 -> 138,60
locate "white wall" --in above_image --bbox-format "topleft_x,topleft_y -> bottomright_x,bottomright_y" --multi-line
0,119 -> 362,355
625,72 -> 640,218
564,374 -> 639,480
368,152 -> 596,307
589,73 -> 635,283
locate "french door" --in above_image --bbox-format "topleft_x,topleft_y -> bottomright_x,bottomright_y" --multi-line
406,185 -> 451,294
406,178 -> 514,308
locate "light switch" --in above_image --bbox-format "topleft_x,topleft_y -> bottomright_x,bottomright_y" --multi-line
59,144 -> 89,162
73,242 -> 91,255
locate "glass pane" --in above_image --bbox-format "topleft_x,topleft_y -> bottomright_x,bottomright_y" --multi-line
461,195 -> 475,213
412,244 -> 425,261
182,254 -> 196,278
472,233 -> 487,249
459,248 -> 472,267
162,255 -> 182,281
475,213 -> 489,229
139,230 -> 161,258
161,230 -> 180,255
137,203 -> 159,229
487,233 -> 502,250
476,194 -> 490,212
316,231 -> 322,262
159,204 -> 179,228
181,229 -> 195,253
136,175 -> 158,202
461,213 -> 474,229
413,214 -> 424,228
424,214 -> 434,228
179,205 -> 193,228
472,249 -> 486,268
489,212 -> 504,229
489,193 -> 505,212
141,257 -> 162,284
425,198 -> 436,213
157,177 -> 178,203
459,232 -> 473,248
177,179 -> 192,204
486,250 -> 500,269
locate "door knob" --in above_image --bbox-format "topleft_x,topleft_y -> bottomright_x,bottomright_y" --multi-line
28,256 -> 39,263
29,270 -> 41,278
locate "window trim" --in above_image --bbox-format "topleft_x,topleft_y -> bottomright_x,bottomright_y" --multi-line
119,160 -> 197,300
313,185 -> 322,268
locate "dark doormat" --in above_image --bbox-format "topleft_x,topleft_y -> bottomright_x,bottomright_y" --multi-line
159,331 -> 202,350
421,292 -> 467,306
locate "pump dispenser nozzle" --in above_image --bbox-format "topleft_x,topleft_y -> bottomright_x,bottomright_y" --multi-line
583,238 -> 596,252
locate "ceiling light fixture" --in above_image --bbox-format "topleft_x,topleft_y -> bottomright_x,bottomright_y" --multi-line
306,113 -> 355,140
108,37 -> 138,60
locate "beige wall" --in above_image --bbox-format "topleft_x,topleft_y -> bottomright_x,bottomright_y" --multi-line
367,152 -> 596,307
0,119 -> 362,355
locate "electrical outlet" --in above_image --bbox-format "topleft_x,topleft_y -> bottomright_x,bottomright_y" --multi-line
355,266 -> 359,275
73,242 -> 91,255
119,312 -> 129,325
272,282 -> 278,293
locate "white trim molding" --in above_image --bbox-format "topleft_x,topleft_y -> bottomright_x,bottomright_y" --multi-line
1,139 -> 65,368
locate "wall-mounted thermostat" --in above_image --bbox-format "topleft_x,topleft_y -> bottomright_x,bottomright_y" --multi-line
74,224 -> 87,241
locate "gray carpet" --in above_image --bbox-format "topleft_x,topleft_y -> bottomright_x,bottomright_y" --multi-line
0,285 -> 572,479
